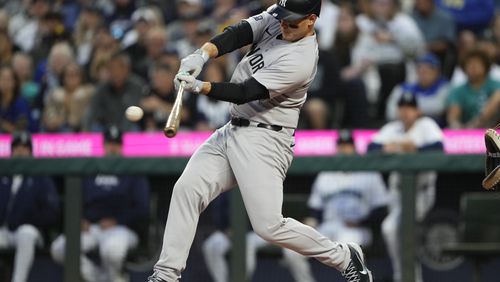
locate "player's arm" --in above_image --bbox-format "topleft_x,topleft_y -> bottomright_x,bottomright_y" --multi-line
175,75 -> 270,104
177,21 -> 254,77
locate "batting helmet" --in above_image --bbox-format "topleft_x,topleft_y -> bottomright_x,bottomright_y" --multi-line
268,0 -> 321,21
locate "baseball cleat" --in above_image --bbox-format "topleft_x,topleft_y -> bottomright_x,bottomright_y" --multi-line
341,243 -> 373,282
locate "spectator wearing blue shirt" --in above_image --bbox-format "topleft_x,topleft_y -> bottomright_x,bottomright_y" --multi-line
0,132 -> 60,282
51,126 -> 150,282
0,65 -> 35,133
411,0 -> 456,76
386,54 -> 450,125
436,0 -> 494,34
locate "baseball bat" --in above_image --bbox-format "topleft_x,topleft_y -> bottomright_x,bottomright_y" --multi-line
164,81 -> 186,138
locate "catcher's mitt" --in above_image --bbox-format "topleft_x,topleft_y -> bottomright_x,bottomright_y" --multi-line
483,123 -> 500,190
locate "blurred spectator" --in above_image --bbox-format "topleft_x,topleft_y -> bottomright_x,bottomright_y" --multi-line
9,0 -> 51,52
195,60 -> 230,131
302,3 -> 370,129
131,26 -> 168,80
84,52 -> 148,131
35,42 -> 75,112
0,30 -> 17,66
12,52 -> 40,106
386,53 -> 450,124
0,131 -> 60,282
436,0 -> 494,34
140,63 -> 176,131
301,98 -> 331,129
51,126 -> 150,282
446,49 -> 500,128
74,6 -> 104,65
172,13 -> 206,58
314,0 -> 339,51
166,0 -> 204,45
42,62 -> 95,132
273,130 -> 389,282
357,0 -> 425,121
0,9 -> 9,32
368,93 -> 443,282
122,6 -> 164,51
30,11 -> 70,67
451,39 -> 500,87
87,26 -> 120,83
411,0 -> 456,77
107,0 -> 136,40
0,65 -> 35,133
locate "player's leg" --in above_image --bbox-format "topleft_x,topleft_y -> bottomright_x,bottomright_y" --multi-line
382,207 -> 401,282
11,224 -> 42,282
153,127 -> 236,281
245,231 -> 268,279
202,230 -> 231,282
97,225 -> 138,282
227,128 -> 351,271
50,226 -> 100,282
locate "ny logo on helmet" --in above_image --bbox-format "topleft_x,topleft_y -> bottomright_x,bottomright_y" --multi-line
279,0 -> 287,7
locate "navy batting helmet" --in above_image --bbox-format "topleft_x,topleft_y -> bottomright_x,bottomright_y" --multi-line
268,0 -> 321,21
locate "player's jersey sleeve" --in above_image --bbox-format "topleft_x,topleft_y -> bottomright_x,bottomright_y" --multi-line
244,10 -> 274,44
253,55 -> 315,98
412,117 -> 443,147
371,122 -> 399,144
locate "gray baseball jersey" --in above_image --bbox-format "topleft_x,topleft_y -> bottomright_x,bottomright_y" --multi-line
229,10 -> 319,128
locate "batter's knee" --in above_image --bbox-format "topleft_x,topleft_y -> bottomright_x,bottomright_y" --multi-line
251,218 -> 285,243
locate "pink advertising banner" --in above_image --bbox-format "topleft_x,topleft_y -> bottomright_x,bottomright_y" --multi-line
0,129 -> 491,158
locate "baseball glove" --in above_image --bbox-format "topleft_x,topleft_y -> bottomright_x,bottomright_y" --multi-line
482,123 -> 500,190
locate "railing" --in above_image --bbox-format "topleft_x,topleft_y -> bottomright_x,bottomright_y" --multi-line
0,153 -> 484,282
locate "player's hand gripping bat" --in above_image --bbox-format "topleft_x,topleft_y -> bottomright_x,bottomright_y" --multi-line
163,81 -> 186,138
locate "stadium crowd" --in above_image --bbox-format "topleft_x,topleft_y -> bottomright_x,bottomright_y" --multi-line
0,0 -> 500,135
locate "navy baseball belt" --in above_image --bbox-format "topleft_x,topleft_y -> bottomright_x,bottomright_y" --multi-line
231,117 -> 283,132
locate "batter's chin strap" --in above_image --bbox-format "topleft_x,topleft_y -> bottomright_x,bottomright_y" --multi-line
483,122 -> 500,190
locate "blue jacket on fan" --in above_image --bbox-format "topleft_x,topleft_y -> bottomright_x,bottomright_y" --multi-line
436,0 -> 494,33
83,175 -> 150,228
0,176 -> 60,231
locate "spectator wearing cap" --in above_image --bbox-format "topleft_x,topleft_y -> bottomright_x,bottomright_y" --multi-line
0,131 -> 60,282
51,126 -> 150,282
122,6 -> 164,50
411,0 -> 456,77
84,52 -> 148,132
446,48 -> 500,128
386,53 -> 450,125
368,93 -> 444,282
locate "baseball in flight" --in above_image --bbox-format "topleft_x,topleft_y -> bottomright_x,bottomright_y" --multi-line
125,106 -> 144,122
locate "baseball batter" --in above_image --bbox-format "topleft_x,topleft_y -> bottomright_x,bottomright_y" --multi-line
148,1 -> 373,281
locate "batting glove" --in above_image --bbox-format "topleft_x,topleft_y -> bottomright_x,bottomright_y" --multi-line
178,49 -> 209,78
175,73 -> 204,94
